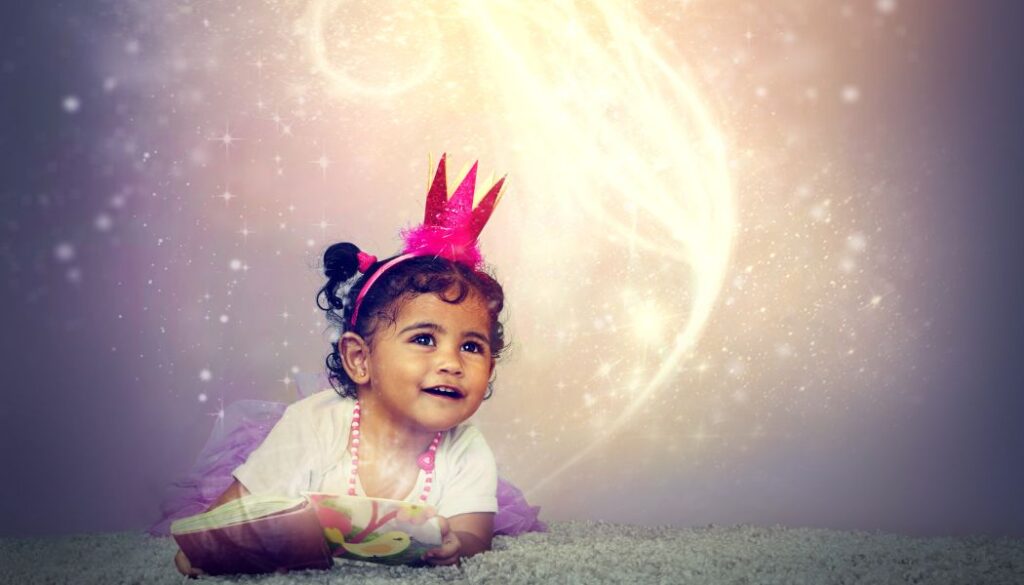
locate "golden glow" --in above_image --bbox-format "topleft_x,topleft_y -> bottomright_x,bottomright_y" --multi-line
627,294 -> 667,345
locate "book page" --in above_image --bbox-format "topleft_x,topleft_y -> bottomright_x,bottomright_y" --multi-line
170,495 -> 306,534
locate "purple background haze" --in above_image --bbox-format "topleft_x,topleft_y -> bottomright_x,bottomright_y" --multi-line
1,1 -> 1022,539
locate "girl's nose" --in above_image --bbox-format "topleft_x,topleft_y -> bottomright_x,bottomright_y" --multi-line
436,346 -> 463,376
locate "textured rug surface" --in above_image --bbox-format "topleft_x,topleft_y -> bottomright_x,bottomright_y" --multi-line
3,521 -> 1023,584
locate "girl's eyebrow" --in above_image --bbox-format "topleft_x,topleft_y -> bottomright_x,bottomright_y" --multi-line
399,322 -> 490,345
399,321 -> 442,335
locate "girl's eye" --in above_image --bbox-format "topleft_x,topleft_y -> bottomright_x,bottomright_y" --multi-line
411,334 -> 435,346
461,341 -> 484,354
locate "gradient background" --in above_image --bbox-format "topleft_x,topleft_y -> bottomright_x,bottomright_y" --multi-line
2,0 -> 1022,539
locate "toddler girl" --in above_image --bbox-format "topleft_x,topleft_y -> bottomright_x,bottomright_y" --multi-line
168,155 -> 544,576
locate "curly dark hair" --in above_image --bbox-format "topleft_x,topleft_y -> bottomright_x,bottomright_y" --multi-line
316,242 -> 507,399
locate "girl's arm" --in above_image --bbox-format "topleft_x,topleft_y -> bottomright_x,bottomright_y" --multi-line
425,512 -> 494,565
174,479 -> 252,577
207,478 -> 251,509
449,512 -> 494,557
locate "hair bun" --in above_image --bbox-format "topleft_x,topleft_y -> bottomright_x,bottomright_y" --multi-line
323,242 -> 361,282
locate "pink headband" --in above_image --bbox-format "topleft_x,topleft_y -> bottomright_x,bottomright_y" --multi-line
348,154 -> 506,327
349,253 -> 415,325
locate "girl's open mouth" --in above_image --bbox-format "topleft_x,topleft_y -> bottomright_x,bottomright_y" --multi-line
421,386 -> 464,399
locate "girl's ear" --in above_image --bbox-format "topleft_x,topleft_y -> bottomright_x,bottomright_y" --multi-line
339,332 -> 371,385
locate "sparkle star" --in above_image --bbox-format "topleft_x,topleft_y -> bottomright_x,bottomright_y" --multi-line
595,361 -> 615,379
314,216 -> 333,235
217,189 -> 235,204
859,292 -> 890,311
210,124 -> 240,154
312,153 -> 331,177
207,398 -> 226,425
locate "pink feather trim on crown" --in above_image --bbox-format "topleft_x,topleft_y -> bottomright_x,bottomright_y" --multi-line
399,153 -> 506,270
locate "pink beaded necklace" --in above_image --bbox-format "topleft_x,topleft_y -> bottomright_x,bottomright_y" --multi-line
347,400 -> 442,502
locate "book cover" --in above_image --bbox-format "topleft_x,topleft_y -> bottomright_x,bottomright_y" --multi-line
303,491 -> 443,566
170,492 -> 442,575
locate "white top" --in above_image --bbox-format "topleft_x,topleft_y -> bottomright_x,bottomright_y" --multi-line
232,389 -> 498,518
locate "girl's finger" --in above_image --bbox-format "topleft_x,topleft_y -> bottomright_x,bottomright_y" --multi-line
426,552 -> 458,566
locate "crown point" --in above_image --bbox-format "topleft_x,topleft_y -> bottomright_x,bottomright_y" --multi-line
404,156 -> 506,267
449,161 -> 478,216
424,154 -> 449,225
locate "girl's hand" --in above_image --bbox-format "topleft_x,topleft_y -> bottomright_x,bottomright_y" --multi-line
423,516 -> 462,566
174,548 -> 207,578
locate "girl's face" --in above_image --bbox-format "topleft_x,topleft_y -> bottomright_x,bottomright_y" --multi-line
359,289 -> 494,434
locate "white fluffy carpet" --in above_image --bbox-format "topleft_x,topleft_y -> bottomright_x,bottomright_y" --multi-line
3,521 -> 1022,584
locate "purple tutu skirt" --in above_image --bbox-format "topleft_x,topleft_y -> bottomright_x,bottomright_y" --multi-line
149,384 -> 545,538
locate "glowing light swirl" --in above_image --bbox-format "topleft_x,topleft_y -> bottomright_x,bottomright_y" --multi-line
463,1 -> 735,493
306,0 -> 445,98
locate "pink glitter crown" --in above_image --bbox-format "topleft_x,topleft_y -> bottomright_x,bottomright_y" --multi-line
399,153 -> 507,270
348,154 -> 506,326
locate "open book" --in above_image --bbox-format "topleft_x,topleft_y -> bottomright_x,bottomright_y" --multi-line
170,491 -> 443,575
